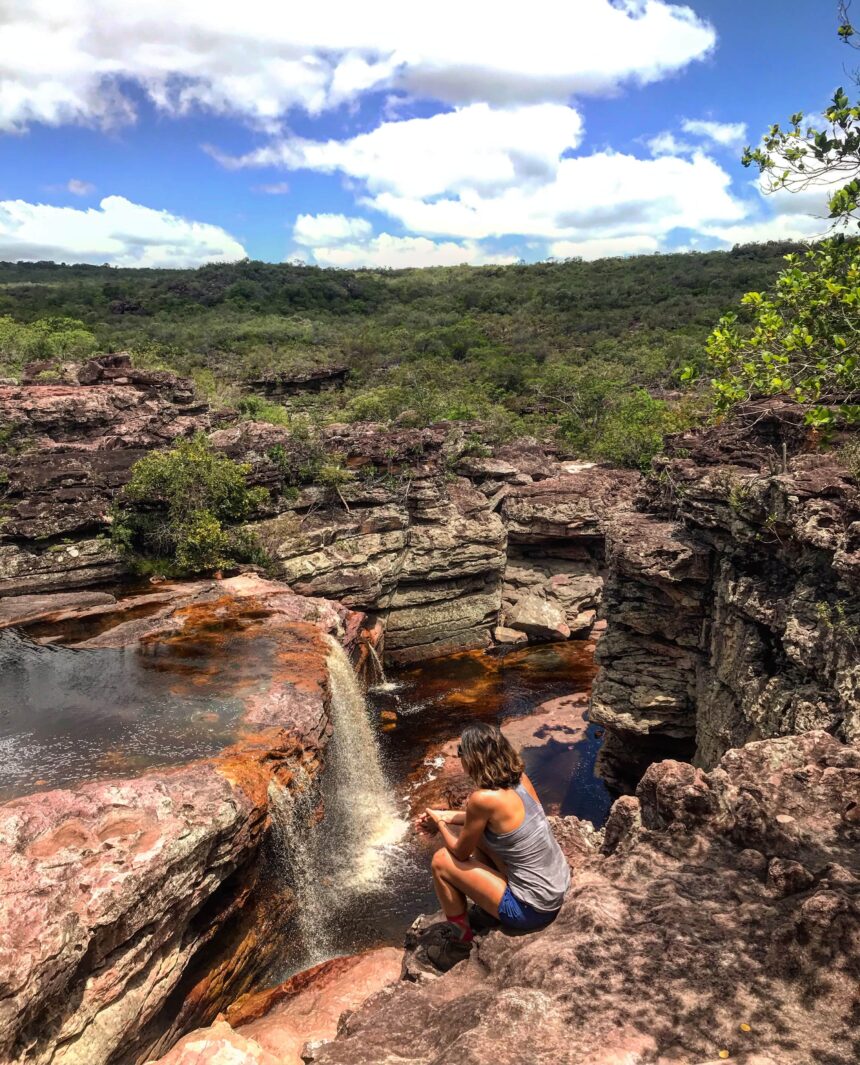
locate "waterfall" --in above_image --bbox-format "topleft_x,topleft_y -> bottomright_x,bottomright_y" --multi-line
267,769 -> 333,964
267,636 -> 406,969
366,642 -> 404,695
366,643 -> 386,685
322,635 -> 406,887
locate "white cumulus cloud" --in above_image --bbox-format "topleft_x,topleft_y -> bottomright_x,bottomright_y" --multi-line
646,131 -> 694,157
0,195 -> 247,266
293,213 -> 373,247
214,103 -> 585,200
366,149 -> 748,242
549,234 -> 663,260
295,233 -> 518,269
681,118 -> 748,148
0,0 -> 715,131
701,212 -> 827,247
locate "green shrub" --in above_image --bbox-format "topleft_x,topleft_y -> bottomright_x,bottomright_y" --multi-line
0,315 -> 98,377
684,239 -> 860,427
236,394 -> 292,426
112,434 -> 268,574
591,389 -> 683,471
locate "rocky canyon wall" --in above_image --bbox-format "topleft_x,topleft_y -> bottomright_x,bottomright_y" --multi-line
0,356 -> 614,663
591,399 -> 860,786
3,358 -> 858,770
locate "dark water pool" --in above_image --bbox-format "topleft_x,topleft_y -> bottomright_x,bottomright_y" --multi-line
378,639 -> 611,824
0,627 -> 274,801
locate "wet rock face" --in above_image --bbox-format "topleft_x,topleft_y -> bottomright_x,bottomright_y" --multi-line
305,732 -> 860,1065
0,577 -> 367,1065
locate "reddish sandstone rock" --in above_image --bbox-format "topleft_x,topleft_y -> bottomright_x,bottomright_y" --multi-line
0,762 -> 268,1065
0,576 -> 368,1065
146,1021 -> 279,1065
237,949 -> 402,1063
151,950 -> 403,1065
306,732 -> 860,1065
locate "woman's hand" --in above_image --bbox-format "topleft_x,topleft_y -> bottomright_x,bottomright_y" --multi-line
422,808 -> 445,831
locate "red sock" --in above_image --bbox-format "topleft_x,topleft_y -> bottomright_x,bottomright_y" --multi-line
447,912 -> 474,942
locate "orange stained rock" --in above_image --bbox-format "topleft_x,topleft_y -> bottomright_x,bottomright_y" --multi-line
221,948 -> 403,1065
214,727 -> 307,811
27,820 -> 93,859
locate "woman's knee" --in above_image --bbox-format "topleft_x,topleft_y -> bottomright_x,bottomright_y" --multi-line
431,846 -> 452,874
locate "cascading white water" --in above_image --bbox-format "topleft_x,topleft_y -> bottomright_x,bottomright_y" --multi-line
365,643 -> 385,686
366,642 -> 406,695
322,635 -> 406,886
267,769 -> 333,964
267,636 -> 407,969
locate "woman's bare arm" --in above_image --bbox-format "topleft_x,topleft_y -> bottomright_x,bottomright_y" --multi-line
422,808 -> 465,827
438,792 -> 493,861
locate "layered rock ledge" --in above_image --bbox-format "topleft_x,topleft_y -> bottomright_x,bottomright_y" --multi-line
591,400 -> 860,786
0,355 -> 630,663
0,576 -> 370,1065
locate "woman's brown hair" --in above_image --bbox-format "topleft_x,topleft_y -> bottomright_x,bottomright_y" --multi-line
458,723 -> 524,790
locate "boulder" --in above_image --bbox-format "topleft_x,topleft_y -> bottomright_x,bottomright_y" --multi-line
506,593 -> 570,640
493,626 -> 527,645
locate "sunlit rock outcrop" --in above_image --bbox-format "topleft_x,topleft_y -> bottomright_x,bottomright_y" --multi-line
0,576 -> 371,1065
299,732 -> 860,1065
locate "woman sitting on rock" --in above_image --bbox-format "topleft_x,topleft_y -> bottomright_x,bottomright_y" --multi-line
423,722 -> 570,970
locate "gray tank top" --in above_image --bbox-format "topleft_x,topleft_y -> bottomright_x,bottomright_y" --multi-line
482,782 -> 571,912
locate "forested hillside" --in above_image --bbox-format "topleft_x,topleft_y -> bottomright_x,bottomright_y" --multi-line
0,241 -> 805,465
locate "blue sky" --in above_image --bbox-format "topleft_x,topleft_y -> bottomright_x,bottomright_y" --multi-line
0,0 -> 849,268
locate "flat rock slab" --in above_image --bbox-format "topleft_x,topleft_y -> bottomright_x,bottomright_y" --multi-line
0,588 -> 117,627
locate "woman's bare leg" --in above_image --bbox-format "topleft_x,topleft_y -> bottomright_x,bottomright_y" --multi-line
441,824 -> 504,874
431,846 -> 507,917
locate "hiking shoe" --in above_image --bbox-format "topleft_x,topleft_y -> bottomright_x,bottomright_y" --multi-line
467,904 -> 502,934
424,924 -> 474,972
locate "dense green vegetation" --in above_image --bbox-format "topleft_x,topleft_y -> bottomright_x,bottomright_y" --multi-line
697,6 -> 860,429
688,240 -> 860,427
0,242 -> 803,467
111,435 -> 268,574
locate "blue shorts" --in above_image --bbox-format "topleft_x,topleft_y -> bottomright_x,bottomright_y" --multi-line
497,886 -> 559,931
